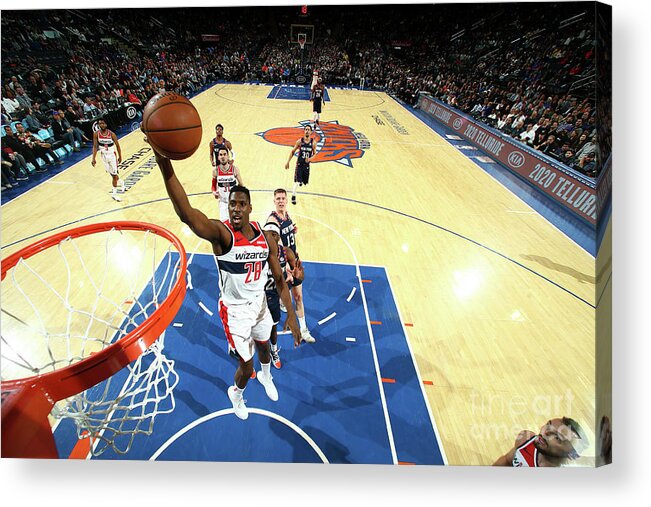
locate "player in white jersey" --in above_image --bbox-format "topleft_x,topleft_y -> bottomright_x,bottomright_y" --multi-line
91,119 -> 124,201
212,146 -> 243,221
146,131 -> 301,420
493,417 -> 588,467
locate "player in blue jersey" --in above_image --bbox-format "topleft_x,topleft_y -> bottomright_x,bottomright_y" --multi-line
284,124 -> 316,205
262,222 -> 304,368
267,188 -> 315,344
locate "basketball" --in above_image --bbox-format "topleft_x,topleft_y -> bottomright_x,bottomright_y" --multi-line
141,92 -> 202,160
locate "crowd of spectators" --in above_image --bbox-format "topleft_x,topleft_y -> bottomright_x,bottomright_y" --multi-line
2,4 -> 605,183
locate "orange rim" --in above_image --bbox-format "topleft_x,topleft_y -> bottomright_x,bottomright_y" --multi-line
1,221 -> 187,402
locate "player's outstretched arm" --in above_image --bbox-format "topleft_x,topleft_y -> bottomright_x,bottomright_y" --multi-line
265,232 -> 301,347
152,149 -> 230,251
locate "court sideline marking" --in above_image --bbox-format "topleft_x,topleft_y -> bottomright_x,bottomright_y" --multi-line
291,211 -> 400,464
383,265 -> 449,465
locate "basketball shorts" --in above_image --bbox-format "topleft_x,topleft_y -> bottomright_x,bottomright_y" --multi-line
219,292 -> 272,363
265,290 -> 281,325
313,100 -> 322,114
218,200 -> 229,222
294,164 -> 310,185
100,150 -> 119,175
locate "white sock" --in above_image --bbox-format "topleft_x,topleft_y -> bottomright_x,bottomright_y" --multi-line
119,178 -> 125,189
261,362 -> 271,377
112,186 -> 117,195
293,182 -> 298,196
271,343 -> 277,352
233,384 -> 245,396
298,316 -> 307,330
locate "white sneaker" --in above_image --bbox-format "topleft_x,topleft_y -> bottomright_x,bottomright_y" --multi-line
257,370 -> 279,401
120,180 -> 126,192
301,328 -> 316,343
228,386 -> 249,420
112,193 -> 122,202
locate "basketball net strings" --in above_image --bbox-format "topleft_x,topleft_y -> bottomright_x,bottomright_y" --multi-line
1,228 -> 181,456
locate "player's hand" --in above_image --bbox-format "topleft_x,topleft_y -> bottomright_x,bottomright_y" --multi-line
91,159 -> 96,167
140,123 -> 167,159
118,156 -> 122,164
212,190 -> 219,198
289,318 -> 301,348
292,259 -> 305,282
284,162 -> 289,170
211,160 -> 216,167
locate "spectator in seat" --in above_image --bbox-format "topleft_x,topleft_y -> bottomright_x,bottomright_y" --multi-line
534,134 -> 558,156
30,101 -> 51,127
1,149 -> 28,182
1,105 -> 12,124
518,123 -> 537,147
575,134 -> 597,165
15,87 -> 33,112
83,96 -> 99,119
15,123 -> 64,167
577,153 -> 597,178
2,90 -> 20,119
125,89 -> 142,107
51,110 -> 82,151
2,124 -> 41,169
58,108 -> 90,144
24,107 -> 45,132
559,148 -> 575,167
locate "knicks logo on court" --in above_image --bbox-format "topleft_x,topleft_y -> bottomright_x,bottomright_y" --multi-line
257,120 -> 370,167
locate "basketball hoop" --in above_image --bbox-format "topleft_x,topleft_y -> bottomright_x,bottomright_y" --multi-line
1,221 -> 187,458
298,33 -> 307,51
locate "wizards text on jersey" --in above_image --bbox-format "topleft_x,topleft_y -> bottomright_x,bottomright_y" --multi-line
257,120 -> 370,167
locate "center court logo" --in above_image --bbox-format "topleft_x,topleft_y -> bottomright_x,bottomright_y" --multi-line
507,151 -> 526,168
257,120 -> 370,167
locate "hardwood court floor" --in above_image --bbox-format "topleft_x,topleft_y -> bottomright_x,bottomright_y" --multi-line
1,84 -> 599,465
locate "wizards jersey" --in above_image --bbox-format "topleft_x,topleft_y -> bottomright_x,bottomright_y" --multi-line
216,221 -> 269,305
512,436 -> 539,467
97,129 -> 116,153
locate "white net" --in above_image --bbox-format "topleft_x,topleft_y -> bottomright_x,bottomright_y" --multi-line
1,225 -> 184,456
